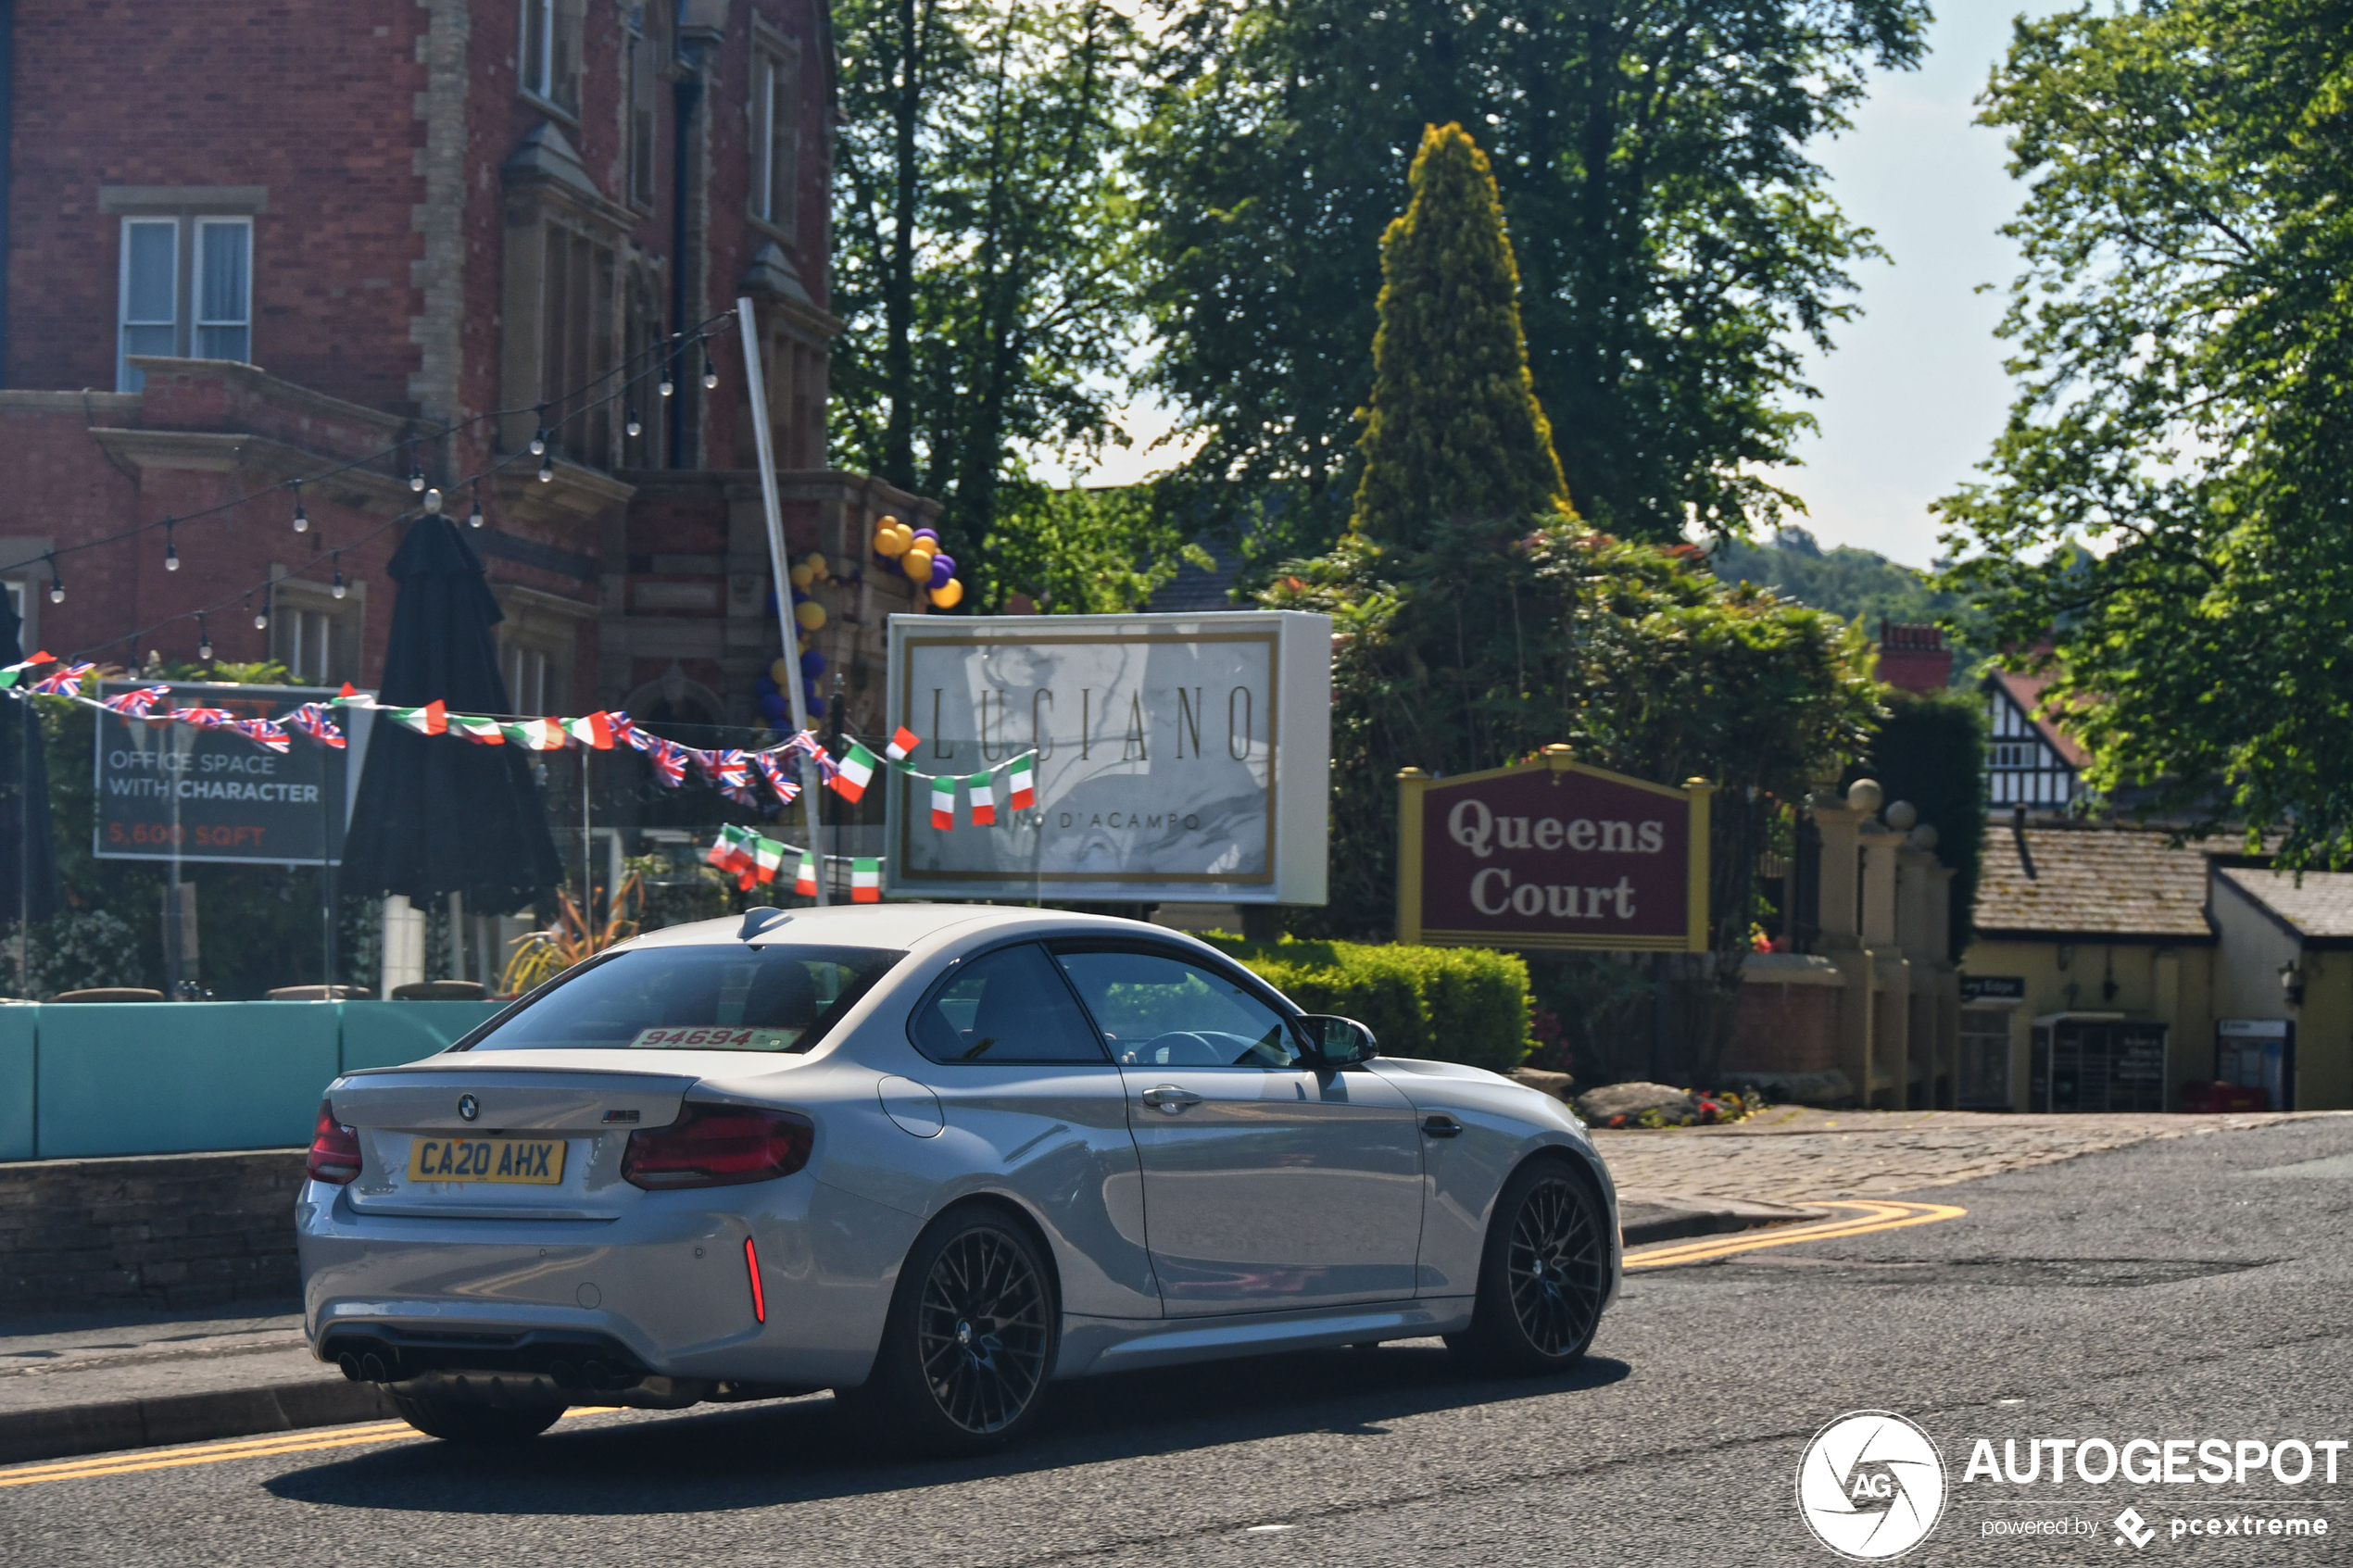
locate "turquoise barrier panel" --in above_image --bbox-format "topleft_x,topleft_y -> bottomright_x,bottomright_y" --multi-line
0,1005 -> 35,1160
36,1002 -> 343,1158
337,1001 -> 508,1073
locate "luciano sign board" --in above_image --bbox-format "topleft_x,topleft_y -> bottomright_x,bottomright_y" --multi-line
1396,750 -> 1711,951
94,682 -> 372,866
885,611 -> 1331,903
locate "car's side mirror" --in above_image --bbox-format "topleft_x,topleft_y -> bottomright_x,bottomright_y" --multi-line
1299,1014 -> 1378,1068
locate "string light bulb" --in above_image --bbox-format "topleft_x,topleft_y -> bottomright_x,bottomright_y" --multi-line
468,486 -> 484,528
407,454 -> 426,493
196,614 -> 212,661
700,352 -> 719,391
625,405 -> 642,440
658,372 -> 674,399
331,553 -> 347,600
292,484 -> 308,533
537,453 -> 554,483
163,520 -> 180,572
529,411 -> 547,458
46,559 -> 62,604
250,594 -> 269,632
422,486 -> 444,514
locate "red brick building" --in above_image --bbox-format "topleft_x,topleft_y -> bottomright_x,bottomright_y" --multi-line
0,0 -> 932,731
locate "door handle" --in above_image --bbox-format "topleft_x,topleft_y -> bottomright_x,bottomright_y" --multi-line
1420,1113 -> 1462,1138
1140,1085 -> 1204,1114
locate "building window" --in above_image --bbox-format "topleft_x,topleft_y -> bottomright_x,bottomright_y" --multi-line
628,6 -> 664,208
520,0 -> 580,115
751,44 -> 800,234
118,217 -> 252,391
270,574 -> 360,687
542,225 -> 616,465
507,645 -> 550,716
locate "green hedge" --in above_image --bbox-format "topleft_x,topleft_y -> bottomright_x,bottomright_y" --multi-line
1203,934 -> 1533,1075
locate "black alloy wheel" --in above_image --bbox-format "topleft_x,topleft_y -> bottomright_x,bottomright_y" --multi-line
1450,1158 -> 1609,1373
841,1206 -> 1058,1454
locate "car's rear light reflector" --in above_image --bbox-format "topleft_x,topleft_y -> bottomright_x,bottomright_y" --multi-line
744,1236 -> 766,1323
621,1103 -> 813,1189
307,1101 -> 362,1185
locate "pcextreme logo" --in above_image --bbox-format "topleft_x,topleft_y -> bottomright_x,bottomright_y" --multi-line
1796,1411 -> 1949,1561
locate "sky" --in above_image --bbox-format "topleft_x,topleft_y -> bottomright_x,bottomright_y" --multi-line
1050,3 -> 2063,573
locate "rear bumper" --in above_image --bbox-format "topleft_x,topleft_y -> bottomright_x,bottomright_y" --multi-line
295,1173 -> 925,1395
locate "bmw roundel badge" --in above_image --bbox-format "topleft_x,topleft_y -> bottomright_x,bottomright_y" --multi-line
458,1094 -> 480,1122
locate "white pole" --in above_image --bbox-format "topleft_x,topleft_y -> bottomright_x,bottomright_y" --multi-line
736,298 -> 827,903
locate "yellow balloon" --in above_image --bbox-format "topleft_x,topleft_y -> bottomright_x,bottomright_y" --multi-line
794,599 -> 827,632
770,657 -> 793,687
805,552 -> 829,580
788,563 -> 814,589
874,526 -> 907,557
889,522 -> 915,553
876,515 -> 900,533
930,578 -> 964,608
901,547 -> 935,583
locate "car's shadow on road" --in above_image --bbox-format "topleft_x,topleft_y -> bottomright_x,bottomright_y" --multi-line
264,1345 -> 1632,1513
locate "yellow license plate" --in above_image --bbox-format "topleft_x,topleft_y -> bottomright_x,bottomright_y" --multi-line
407,1136 -> 567,1185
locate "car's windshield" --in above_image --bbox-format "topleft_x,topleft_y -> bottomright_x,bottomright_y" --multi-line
461,945 -> 904,1053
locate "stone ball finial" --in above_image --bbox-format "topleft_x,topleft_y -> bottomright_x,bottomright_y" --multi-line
1845,778 -> 1884,815
1906,823 -> 1939,851
1885,799 -> 1919,831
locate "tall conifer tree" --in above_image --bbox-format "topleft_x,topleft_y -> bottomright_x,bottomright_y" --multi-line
1349,123 -> 1570,547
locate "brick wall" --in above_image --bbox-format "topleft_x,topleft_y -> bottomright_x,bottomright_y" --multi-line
1724,981 -> 1843,1075
0,1150 -> 305,1317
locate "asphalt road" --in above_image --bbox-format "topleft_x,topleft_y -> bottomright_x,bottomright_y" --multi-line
5,1114 -> 2349,1567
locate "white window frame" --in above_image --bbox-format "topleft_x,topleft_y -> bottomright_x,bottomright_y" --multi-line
750,42 -> 799,234
118,217 -> 180,393
192,217 -> 253,365
520,0 -> 554,100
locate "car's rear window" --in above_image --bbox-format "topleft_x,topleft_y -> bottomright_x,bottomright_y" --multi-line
461,945 -> 904,1053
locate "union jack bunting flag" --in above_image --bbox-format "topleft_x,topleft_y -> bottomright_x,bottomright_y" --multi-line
285,703 -> 346,749
751,752 -> 800,805
607,710 -> 644,751
639,736 -> 688,787
232,718 -> 292,753
710,751 -> 761,809
170,706 -> 239,730
28,662 -> 95,697
99,685 -> 171,719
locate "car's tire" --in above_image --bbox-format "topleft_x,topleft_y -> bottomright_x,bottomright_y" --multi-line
839,1203 -> 1059,1456
387,1389 -> 564,1445
1446,1155 -> 1609,1375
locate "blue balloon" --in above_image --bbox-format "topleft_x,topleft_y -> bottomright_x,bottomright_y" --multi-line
800,649 -> 825,678
806,695 -> 826,719
759,691 -> 789,721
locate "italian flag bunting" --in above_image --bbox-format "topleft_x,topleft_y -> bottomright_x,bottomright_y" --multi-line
565,711 -> 615,750
830,740 -> 876,802
0,652 -> 52,690
389,700 -> 447,735
929,775 -> 956,830
850,858 -> 882,903
707,823 -> 754,874
1007,755 -> 1036,810
449,713 -> 506,745
968,772 -> 997,825
752,836 -> 786,884
886,726 -> 922,761
501,717 -> 566,750
793,852 -> 817,897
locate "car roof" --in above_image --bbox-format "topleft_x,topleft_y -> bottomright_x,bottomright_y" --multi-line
620,902 -> 1220,958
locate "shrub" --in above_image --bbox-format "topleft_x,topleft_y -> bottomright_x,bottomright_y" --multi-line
1203,934 -> 1533,1075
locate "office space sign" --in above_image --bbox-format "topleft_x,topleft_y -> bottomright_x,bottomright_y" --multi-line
94,681 -> 363,865
885,611 -> 1331,903
1396,750 -> 1711,951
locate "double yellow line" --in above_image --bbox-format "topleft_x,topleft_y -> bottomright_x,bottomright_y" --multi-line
1624,1199 -> 1966,1269
0,1420 -> 420,1488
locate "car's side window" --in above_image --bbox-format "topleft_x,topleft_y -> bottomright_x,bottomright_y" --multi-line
1051,947 -> 1303,1070
908,943 -> 1110,1065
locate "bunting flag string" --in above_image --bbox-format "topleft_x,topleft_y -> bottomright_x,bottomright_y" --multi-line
705,822 -> 887,898
0,655 -> 1041,823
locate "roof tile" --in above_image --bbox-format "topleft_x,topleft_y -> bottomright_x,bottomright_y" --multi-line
1974,822 -> 2211,938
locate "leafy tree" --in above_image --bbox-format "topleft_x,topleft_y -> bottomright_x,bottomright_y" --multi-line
1939,0 -> 2353,866
830,0 -> 1169,606
1711,527 -> 1989,679
976,485 -> 1212,613
1850,689 -> 1987,959
1352,124 -> 1568,546
1141,0 -> 1929,561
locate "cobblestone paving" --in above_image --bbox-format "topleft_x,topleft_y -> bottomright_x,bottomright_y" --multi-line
1593,1106 -> 2345,1203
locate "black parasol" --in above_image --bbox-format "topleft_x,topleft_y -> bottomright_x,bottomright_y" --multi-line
339,515 -> 563,914
0,591 -> 58,931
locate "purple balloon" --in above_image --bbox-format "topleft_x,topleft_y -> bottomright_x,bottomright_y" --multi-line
928,555 -> 953,590
912,527 -> 939,544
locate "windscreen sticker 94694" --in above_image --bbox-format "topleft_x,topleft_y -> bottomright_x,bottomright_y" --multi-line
628,1026 -> 801,1050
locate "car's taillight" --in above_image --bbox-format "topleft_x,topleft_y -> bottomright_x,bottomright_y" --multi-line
623,1104 -> 813,1190
307,1100 -> 362,1185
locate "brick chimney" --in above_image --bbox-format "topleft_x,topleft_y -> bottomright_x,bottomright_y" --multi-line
1877,620 -> 1953,694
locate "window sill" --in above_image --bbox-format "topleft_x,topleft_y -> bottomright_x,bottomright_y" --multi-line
518,89 -> 582,130
747,211 -> 800,250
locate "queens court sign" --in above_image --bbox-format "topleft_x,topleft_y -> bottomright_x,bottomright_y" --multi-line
1397,746 -> 1713,951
